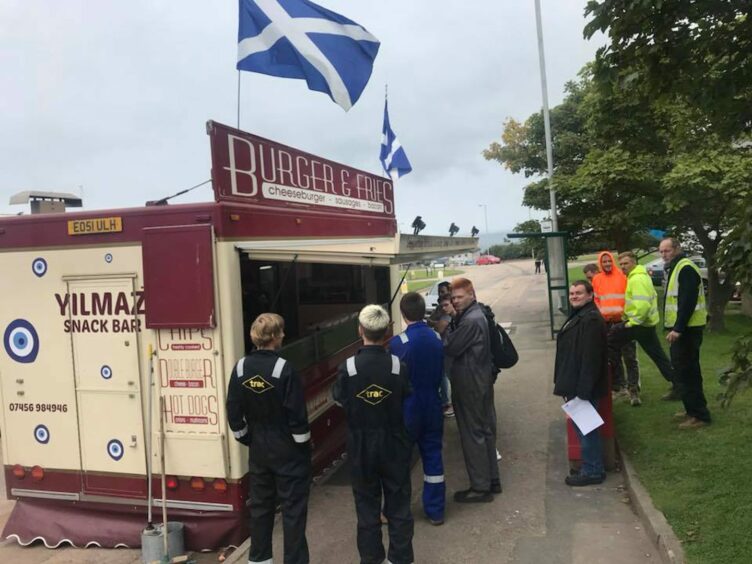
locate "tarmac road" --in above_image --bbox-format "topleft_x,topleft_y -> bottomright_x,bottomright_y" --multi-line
0,261 -> 661,563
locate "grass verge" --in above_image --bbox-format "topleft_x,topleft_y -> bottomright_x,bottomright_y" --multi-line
613,311 -> 752,563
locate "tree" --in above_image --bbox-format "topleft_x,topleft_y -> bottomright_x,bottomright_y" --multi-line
717,203 -> 752,405
483,73 -> 666,254
484,64 -> 751,330
584,1 -> 752,141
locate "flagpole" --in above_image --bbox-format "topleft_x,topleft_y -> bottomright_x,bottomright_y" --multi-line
533,0 -> 558,232
236,71 -> 241,129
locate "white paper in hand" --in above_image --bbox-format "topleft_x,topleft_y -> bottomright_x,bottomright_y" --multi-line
562,397 -> 604,435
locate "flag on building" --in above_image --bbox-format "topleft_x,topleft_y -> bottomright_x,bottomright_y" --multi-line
380,98 -> 412,180
237,0 -> 380,111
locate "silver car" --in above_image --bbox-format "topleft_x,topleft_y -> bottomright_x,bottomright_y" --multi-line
424,278 -> 451,315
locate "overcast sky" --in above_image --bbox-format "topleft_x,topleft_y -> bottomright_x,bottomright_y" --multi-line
0,1 -> 604,235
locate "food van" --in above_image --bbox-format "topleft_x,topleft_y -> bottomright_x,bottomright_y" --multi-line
0,121 -> 477,549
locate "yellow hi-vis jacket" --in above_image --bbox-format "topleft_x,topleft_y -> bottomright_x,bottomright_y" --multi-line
665,258 -> 707,329
623,264 -> 659,327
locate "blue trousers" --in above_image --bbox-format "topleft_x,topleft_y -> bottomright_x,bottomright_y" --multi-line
405,396 -> 445,520
572,405 -> 604,477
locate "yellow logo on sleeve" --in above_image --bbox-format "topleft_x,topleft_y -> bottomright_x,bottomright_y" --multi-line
356,384 -> 392,405
243,375 -> 274,394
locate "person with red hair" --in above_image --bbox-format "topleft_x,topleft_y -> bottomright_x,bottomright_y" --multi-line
443,277 -> 500,503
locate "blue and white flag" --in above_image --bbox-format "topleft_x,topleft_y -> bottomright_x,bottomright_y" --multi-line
237,0 -> 380,111
380,99 -> 412,180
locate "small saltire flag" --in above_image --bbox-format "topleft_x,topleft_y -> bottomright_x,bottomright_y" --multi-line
237,0 -> 380,111
380,99 -> 412,180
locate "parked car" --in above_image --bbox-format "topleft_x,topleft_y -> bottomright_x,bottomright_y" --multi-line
645,256 -> 709,291
476,255 -> 501,265
646,258 -> 665,286
424,278 -> 451,315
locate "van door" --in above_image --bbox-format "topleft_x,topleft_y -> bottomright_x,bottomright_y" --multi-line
68,277 -> 146,497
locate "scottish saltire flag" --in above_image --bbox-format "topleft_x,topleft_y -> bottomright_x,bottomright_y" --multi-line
237,0 -> 380,111
380,99 -> 412,180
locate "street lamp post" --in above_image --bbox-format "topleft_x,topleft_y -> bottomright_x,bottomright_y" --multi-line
533,0 -> 558,232
478,204 -> 489,234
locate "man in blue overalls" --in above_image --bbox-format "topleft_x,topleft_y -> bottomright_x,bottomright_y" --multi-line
390,292 -> 446,525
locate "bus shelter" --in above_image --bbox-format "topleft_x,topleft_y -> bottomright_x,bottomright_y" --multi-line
507,231 -> 569,339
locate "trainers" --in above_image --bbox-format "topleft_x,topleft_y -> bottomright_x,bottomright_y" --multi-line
496,449 -> 502,462
661,388 -> 680,401
443,405 -> 455,418
428,516 -> 444,526
453,488 -> 493,503
629,392 -> 642,407
565,473 -> 605,487
490,479 -> 502,494
678,416 -> 709,430
672,410 -> 689,421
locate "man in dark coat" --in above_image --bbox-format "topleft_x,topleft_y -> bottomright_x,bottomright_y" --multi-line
444,277 -> 499,502
554,280 -> 609,486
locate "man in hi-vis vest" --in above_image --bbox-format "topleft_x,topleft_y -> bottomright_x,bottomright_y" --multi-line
592,251 -> 640,397
659,238 -> 711,429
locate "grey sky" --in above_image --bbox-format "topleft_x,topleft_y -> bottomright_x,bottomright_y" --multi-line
0,1 -> 604,235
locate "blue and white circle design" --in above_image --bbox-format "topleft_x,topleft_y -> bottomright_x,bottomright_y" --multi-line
32,258 -> 48,278
100,365 -> 113,380
34,424 -> 50,444
104,253 -> 113,263
4,319 -> 40,363
107,439 -> 124,461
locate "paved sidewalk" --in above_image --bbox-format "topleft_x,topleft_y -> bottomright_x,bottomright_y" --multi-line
232,263 -> 661,563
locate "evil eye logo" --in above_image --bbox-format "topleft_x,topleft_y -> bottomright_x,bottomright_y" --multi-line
34,424 -> 50,444
107,439 -> 124,461
104,253 -> 113,263
32,258 -> 48,278
100,365 -> 113,380
4,319 -> 40,363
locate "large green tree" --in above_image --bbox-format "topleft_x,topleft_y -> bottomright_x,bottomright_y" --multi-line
484,66 -> 752,330
584,0 -> 752,141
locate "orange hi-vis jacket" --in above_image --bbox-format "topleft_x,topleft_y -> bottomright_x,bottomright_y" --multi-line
591,251 -> 627,322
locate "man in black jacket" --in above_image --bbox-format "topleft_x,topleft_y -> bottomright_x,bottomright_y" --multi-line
554,280 -> 608,487
226,313 -> 311,564
332,305 -> 414,564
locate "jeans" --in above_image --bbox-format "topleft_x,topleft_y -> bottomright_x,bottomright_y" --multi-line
573,400 -> 604,477
439,372 -> 451,406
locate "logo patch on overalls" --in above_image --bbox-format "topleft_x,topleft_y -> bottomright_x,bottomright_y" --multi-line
357,384 -> 392,405
243,375 -> 274,394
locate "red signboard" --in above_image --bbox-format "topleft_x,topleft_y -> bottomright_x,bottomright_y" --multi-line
207,121 -> 395,218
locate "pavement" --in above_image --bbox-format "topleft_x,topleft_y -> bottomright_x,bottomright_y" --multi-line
0,262 -> 664,563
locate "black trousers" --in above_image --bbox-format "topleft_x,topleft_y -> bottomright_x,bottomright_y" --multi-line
606,321 -> 640,391
348,432 -> 414,564
615,325 -> 675,384
248,433 -> 311,564
670,327 -> 711,422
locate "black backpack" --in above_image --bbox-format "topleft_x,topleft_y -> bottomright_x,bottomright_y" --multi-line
480,303 -> 519,372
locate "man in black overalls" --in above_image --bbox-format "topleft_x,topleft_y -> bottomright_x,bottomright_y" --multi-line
226,313 -> 311,564
332,304 -> 414,564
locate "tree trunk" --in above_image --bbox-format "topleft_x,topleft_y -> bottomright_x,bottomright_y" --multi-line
693,225 -> 733,332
